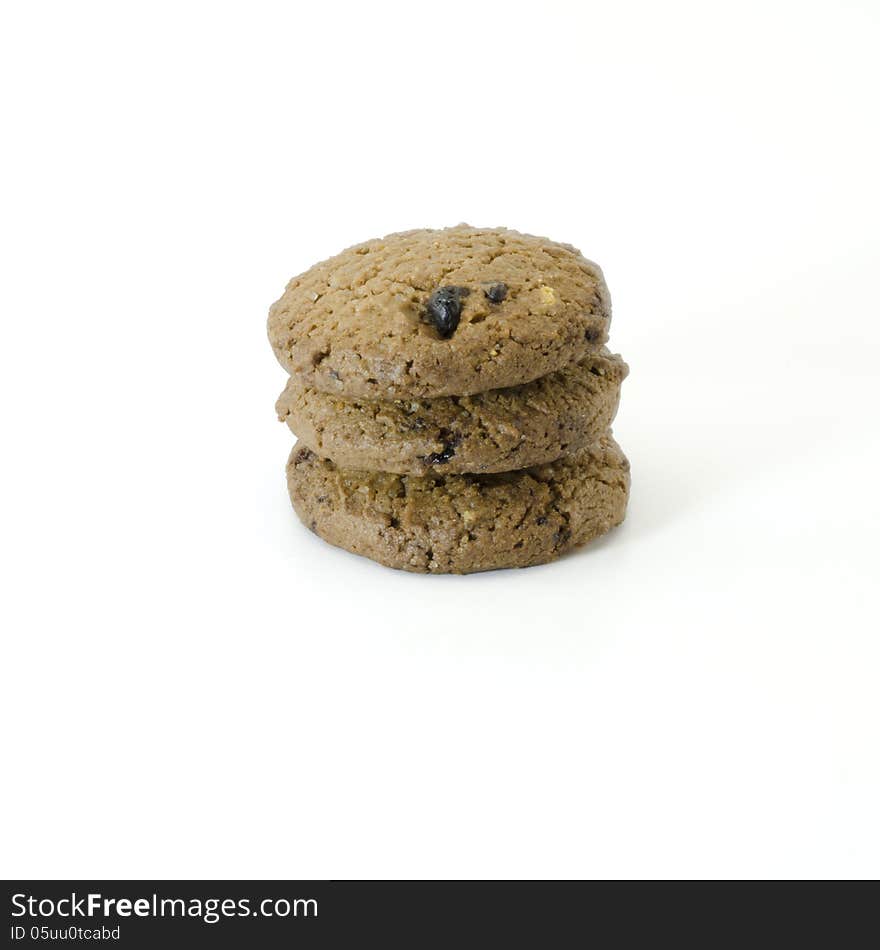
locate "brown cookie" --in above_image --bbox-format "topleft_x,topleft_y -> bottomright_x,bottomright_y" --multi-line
268,225 -> 611,399
286,434 -> 630,574
277,349 -> 628,475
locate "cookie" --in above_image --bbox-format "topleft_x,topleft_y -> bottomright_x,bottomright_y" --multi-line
286,434 -> 630,574
277,348 -> 628,475
268,225 -> 611,399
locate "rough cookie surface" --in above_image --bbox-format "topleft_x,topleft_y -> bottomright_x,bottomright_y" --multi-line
268,225 -> 611,399
277,349 -> 628,475
287,434 -> 630,574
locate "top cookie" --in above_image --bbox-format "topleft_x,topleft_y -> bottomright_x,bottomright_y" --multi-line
267,226 -> 611,399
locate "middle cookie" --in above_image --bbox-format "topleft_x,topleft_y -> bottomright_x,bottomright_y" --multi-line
277,348 -> 628,476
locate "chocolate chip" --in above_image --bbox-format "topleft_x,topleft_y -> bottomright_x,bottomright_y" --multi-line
424,442 -> 457,465
423,432 -> 460,465
485,282 -> 508,303
585,326 -> 602,343
425,286 -> 470,338
553,527 -> 571,546
536,516 -> 548,526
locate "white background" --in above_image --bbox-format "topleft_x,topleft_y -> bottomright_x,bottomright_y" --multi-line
2,0 -> 878,880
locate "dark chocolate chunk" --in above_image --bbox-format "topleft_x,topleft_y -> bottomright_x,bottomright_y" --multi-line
485,282 -> 508,303
553,527 -> 571,546
425,286 -> 470,338
423,431 -> 460,465
424,444 -> 457,465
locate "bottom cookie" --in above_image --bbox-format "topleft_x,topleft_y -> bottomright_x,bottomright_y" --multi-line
286,434 -> 630,574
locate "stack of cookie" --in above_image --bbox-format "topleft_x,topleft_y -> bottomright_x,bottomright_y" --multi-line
268,226 -> 629,574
